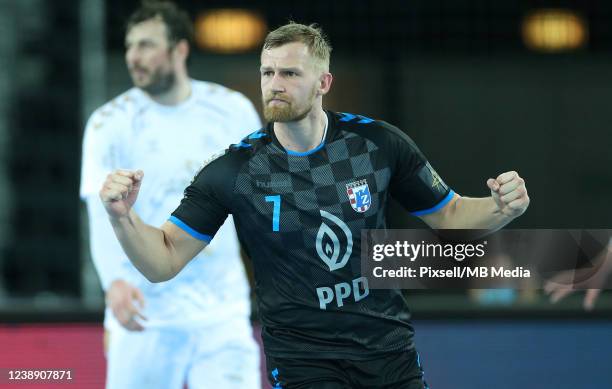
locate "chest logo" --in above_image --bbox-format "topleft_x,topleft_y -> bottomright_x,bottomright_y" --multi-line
316,210 -> 353,271
346,179 -> 372,213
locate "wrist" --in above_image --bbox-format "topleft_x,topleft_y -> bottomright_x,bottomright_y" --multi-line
109,211 -> 134,227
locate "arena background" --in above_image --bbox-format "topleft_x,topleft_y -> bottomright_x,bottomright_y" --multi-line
0,0 -> 611,388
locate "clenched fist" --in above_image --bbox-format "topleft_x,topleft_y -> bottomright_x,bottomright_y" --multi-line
99,170 -> 144,218
487,171 -> 529,217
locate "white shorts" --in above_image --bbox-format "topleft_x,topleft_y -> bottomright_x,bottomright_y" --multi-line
105,318 -> 261,389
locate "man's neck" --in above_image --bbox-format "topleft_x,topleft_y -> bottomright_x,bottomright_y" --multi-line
274,108 -> 327,153
148,73 -> 191,106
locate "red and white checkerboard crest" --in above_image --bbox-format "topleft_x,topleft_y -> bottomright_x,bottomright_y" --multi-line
346,179 -> 372,213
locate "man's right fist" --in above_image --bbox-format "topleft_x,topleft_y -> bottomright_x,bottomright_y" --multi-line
99,169 -> 144,218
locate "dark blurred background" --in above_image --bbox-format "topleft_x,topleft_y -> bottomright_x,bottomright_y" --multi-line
1,1 -> 612,388
0,0 -> 612,311
3,0 -> 612,304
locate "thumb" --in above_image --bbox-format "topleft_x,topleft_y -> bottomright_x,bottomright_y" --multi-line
132,287 -> 146,310
131,287 -> 147,322
125,170 -> 144,205
134,170 -> 144,181
487,178 -> 499,192
487,179 -> 503,211
132,170 -> 144,190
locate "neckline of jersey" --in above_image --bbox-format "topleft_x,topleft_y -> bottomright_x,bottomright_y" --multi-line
274,111 -> 331,157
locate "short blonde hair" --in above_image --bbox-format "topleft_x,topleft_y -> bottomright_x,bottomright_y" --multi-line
263,22 -> 332,71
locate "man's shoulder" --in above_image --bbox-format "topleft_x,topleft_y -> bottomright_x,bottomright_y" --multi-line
200,129 -> 268,178
190,80 -> 260,133
190,141 -> 257,190
191,80 -> 253,106
86,88 -> 144,129
230,127 -> 271,154
330,111 -> 408,144
199,128 -> 268,170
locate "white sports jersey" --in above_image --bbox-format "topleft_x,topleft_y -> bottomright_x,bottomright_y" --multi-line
80,80 -> 261,331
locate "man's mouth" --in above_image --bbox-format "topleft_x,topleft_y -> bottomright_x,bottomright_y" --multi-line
268,97 -> 289,105
130,68 -> 148,77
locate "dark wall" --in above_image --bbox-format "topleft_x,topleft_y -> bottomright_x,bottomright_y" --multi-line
397,55 -> 612,228
2,1 -> 81,297
4,0 -> 612,299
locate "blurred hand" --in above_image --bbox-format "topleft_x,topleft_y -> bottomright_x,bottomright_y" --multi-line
99,170 -> 144,219
487,171 -> 529,217
544,250 -> 612,311
106,279 -> 147,331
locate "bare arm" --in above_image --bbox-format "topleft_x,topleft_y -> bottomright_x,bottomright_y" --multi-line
419,171 -> 530,231
100,170 -> 207,283
109,211 -> 207,282
420,195 -> 512,230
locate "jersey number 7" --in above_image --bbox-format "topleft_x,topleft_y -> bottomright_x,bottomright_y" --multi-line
265,195 -> 281,232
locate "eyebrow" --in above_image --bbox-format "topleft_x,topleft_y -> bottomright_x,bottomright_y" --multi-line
260,66 -> 302,73
125,37 -> 156,47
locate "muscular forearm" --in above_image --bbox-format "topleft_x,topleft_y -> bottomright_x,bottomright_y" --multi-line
422,171 -> 529,230
109,209 -> 180,282
436,196 -> 515,230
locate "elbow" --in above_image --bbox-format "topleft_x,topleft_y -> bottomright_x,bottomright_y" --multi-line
144,272 -> 174,283
140,266 -> 176,283
143,234 -> 184,283
144,273 -> 164,283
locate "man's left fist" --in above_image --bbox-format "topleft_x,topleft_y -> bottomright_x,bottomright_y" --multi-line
487,171 -> 530,217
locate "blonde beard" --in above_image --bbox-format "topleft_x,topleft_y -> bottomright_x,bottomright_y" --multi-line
264,103 -> 312,122
263,85 -> 317,122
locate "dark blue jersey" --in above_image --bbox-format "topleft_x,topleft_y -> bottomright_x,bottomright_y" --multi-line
171,110 -> 454,359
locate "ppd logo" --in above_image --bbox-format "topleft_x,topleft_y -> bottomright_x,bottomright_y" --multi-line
315,210 -> 370,309
316,277 -> 369,310
316,210 -> 353,271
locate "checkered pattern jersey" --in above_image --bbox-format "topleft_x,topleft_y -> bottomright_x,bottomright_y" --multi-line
172,110 -> 453,360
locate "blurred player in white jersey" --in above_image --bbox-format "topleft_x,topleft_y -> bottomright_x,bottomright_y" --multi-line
80,2 -> 261,388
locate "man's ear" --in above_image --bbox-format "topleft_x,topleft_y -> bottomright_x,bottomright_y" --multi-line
318,72 -> 333,96
173,39 -> 190,61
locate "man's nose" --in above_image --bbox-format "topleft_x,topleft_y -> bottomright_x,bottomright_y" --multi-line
125,48 -> 140,67
269,74 -> 286,93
